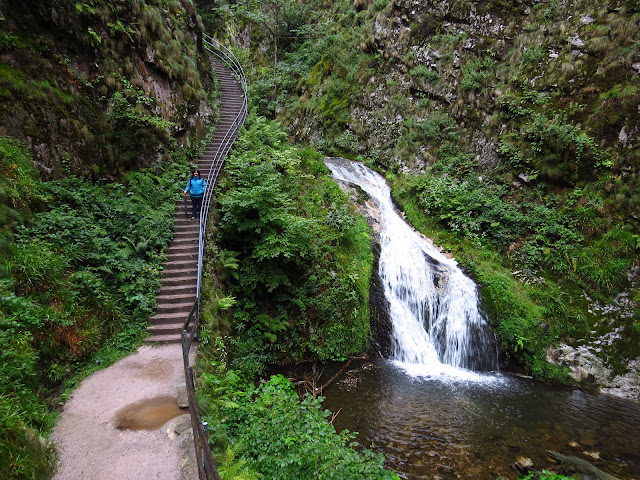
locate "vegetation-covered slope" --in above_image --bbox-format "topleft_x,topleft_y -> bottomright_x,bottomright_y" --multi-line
194,116 -> 398,479
0,0 -> 216,178
0,1 -> 217,478
200,0 -> 639,390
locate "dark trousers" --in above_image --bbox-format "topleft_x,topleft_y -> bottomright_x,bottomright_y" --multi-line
190,195 -> 203,218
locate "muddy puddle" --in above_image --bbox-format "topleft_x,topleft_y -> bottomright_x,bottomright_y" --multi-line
114,395 -> 186,431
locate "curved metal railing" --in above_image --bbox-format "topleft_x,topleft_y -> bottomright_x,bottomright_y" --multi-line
182,34 -> 248,480
197,33 -> 249,301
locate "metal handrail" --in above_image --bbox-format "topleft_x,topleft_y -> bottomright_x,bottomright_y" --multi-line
182,34 -> 248,480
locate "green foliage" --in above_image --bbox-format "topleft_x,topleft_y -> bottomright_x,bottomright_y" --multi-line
401,112 -> 456,144
0,396 -> 54,480
498,89 -> 610,184
217,115 -> 373,374
461,56 -> 494,90
410,64 -> 439,84
0,137 -> 46,276
519,470 -> 574,480
215,444 -> 260,480
0,137 -> 194,479
405,151 -> 637,296
371,0 -> 389,12
410,163 -> 525,246
202,372 -> 398,480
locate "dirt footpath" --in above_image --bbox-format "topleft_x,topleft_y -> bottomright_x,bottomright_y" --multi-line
51,344 -> 197,480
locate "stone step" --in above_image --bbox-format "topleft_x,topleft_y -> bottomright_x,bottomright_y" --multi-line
162,267 -> 198,278
155,292 -> 196,304
173,224 -> 201,233
148,322 -> 186,336
155,301 -> 193,315
167,239 -> 199,249
163,261 -> 198,272
157,284 -> 196,296
149,311 -> 190,324
168,239 -> 199,250
159,275 -> 197,287
167,251 -> 198,263
169,225 -> 200,235
145,333 -> 183,344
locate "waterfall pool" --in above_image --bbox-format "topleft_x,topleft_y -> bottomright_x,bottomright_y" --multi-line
320,157 -> 640,479
320,360 -> 640,479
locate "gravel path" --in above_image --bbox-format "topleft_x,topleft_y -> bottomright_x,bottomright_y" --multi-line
51,344 -> 197,480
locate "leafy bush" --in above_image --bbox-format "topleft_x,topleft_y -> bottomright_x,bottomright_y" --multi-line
410,64 -> 440,84
401,112 -> 456,145
197,352 -> 398,480
216,115 -> 373,374
498,92 -> 609,183
461,56 -> 494,90
1,136 -> 194,479
220,375 -> 398,480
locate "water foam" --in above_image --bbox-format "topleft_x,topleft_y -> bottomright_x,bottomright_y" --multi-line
326,158 -> 498,379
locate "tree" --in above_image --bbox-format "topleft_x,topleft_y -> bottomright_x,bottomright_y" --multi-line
247,0 -> 314,110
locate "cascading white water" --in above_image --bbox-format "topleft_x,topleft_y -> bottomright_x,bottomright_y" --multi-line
325,158 -> 498,378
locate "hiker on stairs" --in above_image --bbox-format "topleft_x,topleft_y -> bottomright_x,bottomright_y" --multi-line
184,169 -> 206,220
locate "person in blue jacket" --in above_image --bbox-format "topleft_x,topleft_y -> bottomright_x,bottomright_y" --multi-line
184,169 -> 206,220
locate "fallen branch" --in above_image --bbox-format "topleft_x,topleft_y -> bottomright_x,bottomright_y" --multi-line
318,358 -> 354,393
328,407 -> 342,426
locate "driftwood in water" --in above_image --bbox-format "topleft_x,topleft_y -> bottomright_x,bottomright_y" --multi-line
319,358 -> 354,393
546,450 -> 619,480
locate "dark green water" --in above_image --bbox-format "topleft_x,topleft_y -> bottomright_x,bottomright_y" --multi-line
320,360 -> 640,479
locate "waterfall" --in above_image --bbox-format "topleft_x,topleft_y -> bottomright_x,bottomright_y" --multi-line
325,158 -> 498,377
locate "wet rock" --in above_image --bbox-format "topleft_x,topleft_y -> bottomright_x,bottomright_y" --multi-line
165,414 -> 198,480
515,456 -> 534,469
176,385 -> 189,408
546,454 -> 559,464
165,414 -> 192,440
546,344 -> 612,388
601,357 -> 640,400
584,451 -> 601,460
569,441 -> 582,449
437,463 -> 454,474
506,439 -> 520,451
546,450 -> 620,480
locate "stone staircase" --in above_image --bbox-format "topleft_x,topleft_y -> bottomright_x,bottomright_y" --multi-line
145,56 -> 245,344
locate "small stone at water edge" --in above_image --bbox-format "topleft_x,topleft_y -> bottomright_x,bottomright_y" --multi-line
583,450 -> 600,460
515,456 -> 534,468
569,441 -> 582,449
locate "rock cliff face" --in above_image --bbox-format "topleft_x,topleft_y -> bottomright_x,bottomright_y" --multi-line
287,0 -> 639,180
272,0 -> 640,397
0,0 -> 217,179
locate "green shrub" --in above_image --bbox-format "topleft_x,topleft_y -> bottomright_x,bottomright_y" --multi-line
410,64 -> 439,83
461,56 -> 494,90
215,375 -> 399,480
0,136 -> 197,479
216,115 -> 373,373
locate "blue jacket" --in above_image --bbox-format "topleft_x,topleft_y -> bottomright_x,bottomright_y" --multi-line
185,176 -> 206,197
